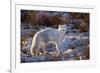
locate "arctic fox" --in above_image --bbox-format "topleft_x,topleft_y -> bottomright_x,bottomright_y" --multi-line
30,25 -> 67,55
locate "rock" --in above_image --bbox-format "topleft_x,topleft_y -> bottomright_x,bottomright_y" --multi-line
46,43 -> 56,52
72,39 -> 89,47
21,55 -> 50,63
79,32 -> 89,37
59,38 -> 73,52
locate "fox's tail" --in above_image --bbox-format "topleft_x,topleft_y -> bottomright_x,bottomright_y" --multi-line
30,33 -> 40,55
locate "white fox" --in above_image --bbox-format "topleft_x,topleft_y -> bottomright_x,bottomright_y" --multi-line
30,25 -> 67,55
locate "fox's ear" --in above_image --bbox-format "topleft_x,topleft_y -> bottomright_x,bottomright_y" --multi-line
58,25 -> 61,30
58,24 -> 60,28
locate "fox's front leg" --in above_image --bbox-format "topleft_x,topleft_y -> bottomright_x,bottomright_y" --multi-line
55,42 -> 60,54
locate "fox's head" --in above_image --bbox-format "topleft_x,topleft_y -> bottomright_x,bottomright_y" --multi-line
58,24 -> 67,34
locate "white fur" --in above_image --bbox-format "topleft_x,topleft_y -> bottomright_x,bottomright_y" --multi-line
30,25 -> 67,55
